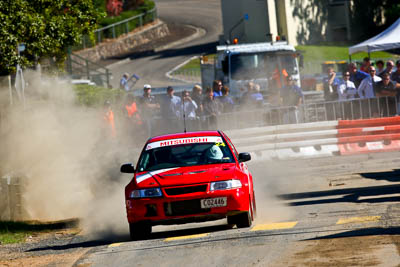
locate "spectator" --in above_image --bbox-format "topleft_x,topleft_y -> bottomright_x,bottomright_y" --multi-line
251,83 -> 264,104
375,60 -> 385,76
122,94 -> 143,143
123,94 -> 142,125
212,80 -> 223,97
281,76 -> 303,123
360,57 -> 371,72
281,76 -> 303,106
358,66 -> 382,99
138,84 -> 159,137
103,100 -> 116,138
218,85 -> 235,113
191,84 -> 203,116
160,86 -> 180,119
391,60 -> 400,83
203,88 -> 220,128
323,66 -> 340,101
179,90 -> 198,119
337,71 -> 358,119
241,82 -> 264,107
375,73 -> 400,116
337,71 -> 357,101
119,73 -> 130,92
348,62 -> 369,88
379,60 -> 395,78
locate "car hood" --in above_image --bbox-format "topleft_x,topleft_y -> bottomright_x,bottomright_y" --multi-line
135,164 -> 237,187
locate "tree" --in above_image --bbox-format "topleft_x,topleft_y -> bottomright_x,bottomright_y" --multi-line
0,0 -> 102,75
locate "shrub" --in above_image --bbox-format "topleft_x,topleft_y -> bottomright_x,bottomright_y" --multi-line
73,84 -> 124,107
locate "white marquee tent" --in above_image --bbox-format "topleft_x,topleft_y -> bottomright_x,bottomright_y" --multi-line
349,18 -> 400,55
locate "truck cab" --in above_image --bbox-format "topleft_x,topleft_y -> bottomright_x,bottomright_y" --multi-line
201,41 -> 301,103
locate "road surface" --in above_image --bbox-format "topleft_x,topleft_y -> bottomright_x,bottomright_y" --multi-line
108,0 -> 222,89
77,152 -> 400,266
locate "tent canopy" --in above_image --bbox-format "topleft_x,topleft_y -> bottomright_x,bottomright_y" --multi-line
349,18 -> 400,55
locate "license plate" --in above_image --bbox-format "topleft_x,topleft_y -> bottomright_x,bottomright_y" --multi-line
200,197 -> 227,208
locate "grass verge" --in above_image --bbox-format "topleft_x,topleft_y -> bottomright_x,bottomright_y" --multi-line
0,219 -> 79,245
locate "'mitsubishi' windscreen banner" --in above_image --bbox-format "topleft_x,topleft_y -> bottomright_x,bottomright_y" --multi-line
146,136 -> 223,150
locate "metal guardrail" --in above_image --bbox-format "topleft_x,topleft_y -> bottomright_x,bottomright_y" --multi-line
66,52 -> 111,88
138,96 -> 400,138
75,8 -> 158,50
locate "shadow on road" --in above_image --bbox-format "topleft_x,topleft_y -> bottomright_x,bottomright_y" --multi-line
26,223 -> 232,252
360,169 -> 400,182
304,226 -> 400,241
109,41 -> 219,62
278,183 -> 400,206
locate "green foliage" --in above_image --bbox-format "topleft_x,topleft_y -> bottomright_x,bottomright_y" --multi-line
74,84 -> 124,107
0,220 -> 78,244
0,0 -> 102,75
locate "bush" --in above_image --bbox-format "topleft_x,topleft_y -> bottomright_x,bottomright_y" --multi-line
73,84 -> 125,107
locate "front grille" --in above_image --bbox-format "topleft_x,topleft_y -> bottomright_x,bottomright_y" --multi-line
164,199 -> 210,216
164,184 -> 208,196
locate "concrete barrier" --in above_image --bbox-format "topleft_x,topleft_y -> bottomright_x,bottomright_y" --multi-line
228,116 -> 400,161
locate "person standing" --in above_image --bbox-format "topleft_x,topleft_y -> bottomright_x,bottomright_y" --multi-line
348,62 -> 369,89
358,66 -> 382,99
212,80 -> 223,97
390,60 -> 400,83
191,84 -> 203,116
119,73 -> 130,92
179,90 -> 199,131
379,60 -> 395,78
374,73 -> 400,116
323,66 -> 340,101
138,84 -> 159,137
218,85 -> 235,113
159,86 -> 181,133
281,76 -> 304,123
337,71 -> 357,119
203,88 -> 221,129
375,60 -> 385,76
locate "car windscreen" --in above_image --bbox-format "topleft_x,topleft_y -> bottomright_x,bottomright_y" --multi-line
137,141 -> 235,172
230,52 -> 298,80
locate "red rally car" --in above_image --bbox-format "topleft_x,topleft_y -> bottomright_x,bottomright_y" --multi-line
121,130 -> 256,240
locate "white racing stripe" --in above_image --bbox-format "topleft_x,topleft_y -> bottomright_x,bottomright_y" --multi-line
136,168 -> 179,184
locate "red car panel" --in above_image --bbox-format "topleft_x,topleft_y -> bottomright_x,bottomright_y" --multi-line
122,130 -> 256,239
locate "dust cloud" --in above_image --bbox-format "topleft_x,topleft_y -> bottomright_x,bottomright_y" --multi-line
249,161 -> 296,224
0,71 -> 136,238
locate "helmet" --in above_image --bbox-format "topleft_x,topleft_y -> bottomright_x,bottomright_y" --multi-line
206,145 -> 223,160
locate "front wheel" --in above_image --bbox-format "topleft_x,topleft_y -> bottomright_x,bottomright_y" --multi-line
129,221 -> 151,240
227,202 -> 253,228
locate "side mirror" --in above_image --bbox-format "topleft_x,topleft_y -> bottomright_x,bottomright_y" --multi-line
238,152 -> 251,162
120,163 -> 135,173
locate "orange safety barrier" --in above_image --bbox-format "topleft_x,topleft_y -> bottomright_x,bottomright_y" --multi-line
337,116 -> 400,155
337,124 -> 400,137
338,116 -> 400,128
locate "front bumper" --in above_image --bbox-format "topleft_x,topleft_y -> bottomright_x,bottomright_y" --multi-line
126,186 -> 249,225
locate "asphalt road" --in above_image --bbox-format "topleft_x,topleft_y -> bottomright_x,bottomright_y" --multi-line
77,151 -> 400,266
108,0 -> 222,89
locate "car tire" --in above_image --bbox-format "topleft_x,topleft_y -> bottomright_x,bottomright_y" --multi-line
227,202 -> 253,228
129,222 -> 151,240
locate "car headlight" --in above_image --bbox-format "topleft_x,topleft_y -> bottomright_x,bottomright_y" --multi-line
210,179 -> 242,191
130,188 -> 162,198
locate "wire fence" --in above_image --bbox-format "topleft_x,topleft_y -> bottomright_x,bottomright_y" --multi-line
140,96 -> 400,138
72,8 -> 158,51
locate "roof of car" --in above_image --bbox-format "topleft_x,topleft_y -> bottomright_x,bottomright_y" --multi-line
148,131 -> 221,143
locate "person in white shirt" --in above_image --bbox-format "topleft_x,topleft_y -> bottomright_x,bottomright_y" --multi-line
337,71 -> 357,101
179,90 -> 198,120
358,66 -> 382,99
